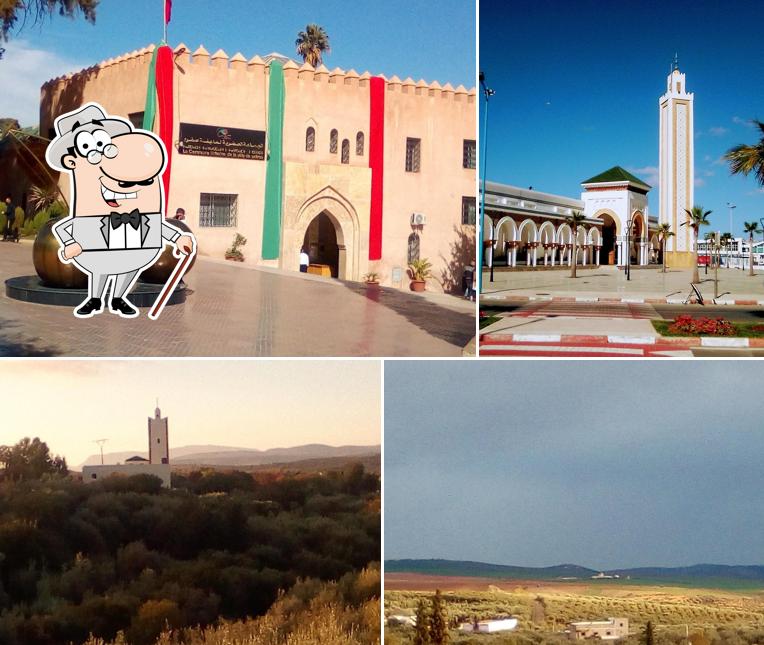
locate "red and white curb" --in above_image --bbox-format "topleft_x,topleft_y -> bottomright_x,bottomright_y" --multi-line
482,294 -> 764,306
481,333 -> 764,348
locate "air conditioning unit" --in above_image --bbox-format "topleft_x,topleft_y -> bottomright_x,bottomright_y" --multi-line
411,212 -> 426,226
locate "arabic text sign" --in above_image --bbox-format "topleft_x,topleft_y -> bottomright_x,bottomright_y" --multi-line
178,123 -> 266,160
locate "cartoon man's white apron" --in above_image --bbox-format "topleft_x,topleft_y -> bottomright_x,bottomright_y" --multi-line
46,102 -> 195,319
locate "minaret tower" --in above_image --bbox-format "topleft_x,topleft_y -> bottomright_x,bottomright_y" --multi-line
659,54 -> 694,265
148,401 -> 169,465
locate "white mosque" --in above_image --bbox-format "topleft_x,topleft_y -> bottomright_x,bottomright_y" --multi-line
82,404 -> 172,488
483,61 -> 695,269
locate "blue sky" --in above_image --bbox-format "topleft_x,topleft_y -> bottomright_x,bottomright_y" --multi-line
0,0 -> 474,126
480,0 -> 764,237
385,361 -> 764,569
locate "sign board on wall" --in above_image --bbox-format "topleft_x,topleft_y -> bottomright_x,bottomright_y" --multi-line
178,123 -> 266,160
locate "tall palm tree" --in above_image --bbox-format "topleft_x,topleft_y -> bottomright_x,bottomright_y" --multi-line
725,120 -> 764,187
681,206 -> 712,284
295,24 -> 331,67
744,221 -> 761,276
565,210 -> 587,279
656,222 -> 673,273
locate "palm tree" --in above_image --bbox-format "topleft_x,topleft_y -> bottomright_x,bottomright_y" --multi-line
744,221 -> 761,276
681,206 -> 712,284
725,120 -> 764,187
565,210 -> 587,278
656,222 -> 674,273
295,24 -> 331,67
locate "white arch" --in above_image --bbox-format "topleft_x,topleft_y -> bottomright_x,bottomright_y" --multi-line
517,219 -> 538,243
576,226 -> 587,245
495,216 -> 518,242
557,224 -> 572,244
538,221 -> 556,245
588,227 -> 602,245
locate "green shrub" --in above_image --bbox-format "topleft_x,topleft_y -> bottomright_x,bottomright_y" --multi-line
20,200 -> 66,237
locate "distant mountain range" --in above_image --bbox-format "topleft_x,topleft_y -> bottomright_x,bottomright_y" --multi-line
78,443 -> 380,469
385,559 -> 764,585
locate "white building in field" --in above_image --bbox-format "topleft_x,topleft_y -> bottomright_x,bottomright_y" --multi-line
82,405 -> 171,488
567,617 -> 629,640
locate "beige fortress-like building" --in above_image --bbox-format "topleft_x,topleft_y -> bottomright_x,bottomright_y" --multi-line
82,405 -> 171,488
567,618 -> 629,641
40,44 -> 476,291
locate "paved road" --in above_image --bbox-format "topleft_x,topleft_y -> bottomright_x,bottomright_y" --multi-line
0,242 -> 475,357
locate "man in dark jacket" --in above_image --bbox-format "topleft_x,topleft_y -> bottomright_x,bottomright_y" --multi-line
2,195 -> 16,241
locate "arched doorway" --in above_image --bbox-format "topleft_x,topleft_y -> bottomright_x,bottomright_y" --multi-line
598,213 -> 617,265
303,211 -> 340,277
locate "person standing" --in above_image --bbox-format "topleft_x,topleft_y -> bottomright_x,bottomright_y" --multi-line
3,195 -> 16,241
174,207 -> 186,221
299,246 -> 310,273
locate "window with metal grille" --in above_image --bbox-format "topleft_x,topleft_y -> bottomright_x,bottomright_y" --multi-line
356,131 -> 364,155
306,127 -> 315,152
330,129 -> 338,153
405,137 -> 421,172
341,139 -> 350,164
199,193 -> 238,227
407,232 -> 420,264
463,139 -> 476,169
461,196 -> 476,225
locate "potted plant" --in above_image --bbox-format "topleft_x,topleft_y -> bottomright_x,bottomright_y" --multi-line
225,233 -> 247,262
363,271 -> 381,290
408,258 -> 432,292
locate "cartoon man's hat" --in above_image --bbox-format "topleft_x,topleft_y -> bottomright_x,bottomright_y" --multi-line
46,103 -> 133,171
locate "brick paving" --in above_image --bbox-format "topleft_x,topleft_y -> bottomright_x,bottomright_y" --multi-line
0,242 -> 475,357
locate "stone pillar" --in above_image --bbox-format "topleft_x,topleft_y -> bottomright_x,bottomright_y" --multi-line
595,245 -> 601,266
616,235 -> 627,267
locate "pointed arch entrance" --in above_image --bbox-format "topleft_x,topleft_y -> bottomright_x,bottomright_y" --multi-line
284,186 -> 361,280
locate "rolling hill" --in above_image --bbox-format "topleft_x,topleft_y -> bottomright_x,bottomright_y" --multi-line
78,443 -> 380,469
385,559 -> 764,586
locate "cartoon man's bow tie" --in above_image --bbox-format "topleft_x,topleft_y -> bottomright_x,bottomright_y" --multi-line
109,209 -> 141,230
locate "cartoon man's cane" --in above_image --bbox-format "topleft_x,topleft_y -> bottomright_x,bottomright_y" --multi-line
148,247 -> 196,320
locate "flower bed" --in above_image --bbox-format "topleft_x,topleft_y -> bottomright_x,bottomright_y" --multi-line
668,315 -> 735,336
652,316 -> 764,338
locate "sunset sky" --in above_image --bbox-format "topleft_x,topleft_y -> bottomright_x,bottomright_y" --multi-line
0,360 -> 380,467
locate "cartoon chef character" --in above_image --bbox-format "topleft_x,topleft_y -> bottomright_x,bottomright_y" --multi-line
46,102 -> 195,318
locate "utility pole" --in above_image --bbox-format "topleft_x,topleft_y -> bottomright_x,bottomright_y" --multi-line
94,438 -> 108,465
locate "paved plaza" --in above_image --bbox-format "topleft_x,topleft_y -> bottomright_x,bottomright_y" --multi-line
0,242 -> 475,357
481,266 -> 764,304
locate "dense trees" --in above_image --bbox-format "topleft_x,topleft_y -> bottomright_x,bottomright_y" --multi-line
0,437 -> 67,481
0,462 -> 380,645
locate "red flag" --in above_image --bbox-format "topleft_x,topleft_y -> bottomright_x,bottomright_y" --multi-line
164,0 -> 172,24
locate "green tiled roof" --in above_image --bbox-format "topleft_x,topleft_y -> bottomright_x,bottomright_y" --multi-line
582,166 -> 651,189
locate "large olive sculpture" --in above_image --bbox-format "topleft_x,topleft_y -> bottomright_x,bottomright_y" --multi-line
33,216 -> 88,289
139,218 -> 198,284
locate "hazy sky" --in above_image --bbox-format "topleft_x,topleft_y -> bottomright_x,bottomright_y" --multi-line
385,361 -> 764,569
0,360 -> 380,467
481,0 -> 764,238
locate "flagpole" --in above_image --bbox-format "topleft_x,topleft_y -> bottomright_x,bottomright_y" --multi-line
163,0 -> 167,44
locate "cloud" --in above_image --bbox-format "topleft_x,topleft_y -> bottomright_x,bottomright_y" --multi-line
0,40 -> 84,127
703,169 -> 715,177
708,126 -> 728,137
704,155 -> 712,162
746,188 -> 764,196
713,155 -> 727,166
627,165 -> 659,187
695,178 -> 706,187
733,116 -> 757,128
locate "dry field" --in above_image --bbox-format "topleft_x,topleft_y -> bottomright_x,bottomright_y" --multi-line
385,573 -> 764,632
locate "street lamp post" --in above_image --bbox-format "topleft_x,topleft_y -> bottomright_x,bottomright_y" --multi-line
478,72 -> 495,294
625,216 -> 633,281
727,202 -> 736,268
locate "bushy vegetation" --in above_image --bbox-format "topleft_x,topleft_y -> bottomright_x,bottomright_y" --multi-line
385,586 -> 764,645
20,199 -> 67,237
0,439 -> 380,645
82,567 -> 380,645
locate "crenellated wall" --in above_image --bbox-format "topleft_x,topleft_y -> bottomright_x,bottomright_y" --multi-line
39,44 -> 476,291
